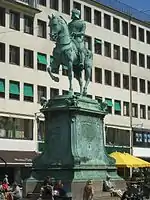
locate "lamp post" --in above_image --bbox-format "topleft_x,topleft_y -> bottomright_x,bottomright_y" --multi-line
128,15 -> 133,157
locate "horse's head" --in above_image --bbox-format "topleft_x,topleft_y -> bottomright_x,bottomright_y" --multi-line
48,14 -> 68,41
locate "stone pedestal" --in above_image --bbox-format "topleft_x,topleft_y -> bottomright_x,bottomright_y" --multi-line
24,94 -> 121,198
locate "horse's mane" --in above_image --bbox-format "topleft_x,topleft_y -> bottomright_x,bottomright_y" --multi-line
58,16 -> 68,25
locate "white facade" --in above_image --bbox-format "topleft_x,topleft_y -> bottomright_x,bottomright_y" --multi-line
0,0 -> 150,158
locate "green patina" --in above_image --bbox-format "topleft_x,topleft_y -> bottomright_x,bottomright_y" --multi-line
47,9 -> 93,96
32,94 -> 120,181
24,9 -> 122,198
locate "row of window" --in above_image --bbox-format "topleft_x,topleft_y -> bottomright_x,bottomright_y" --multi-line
94,67 -> 150,95
99,97 -> 150,120
1,0 -> 150,46
0,42 -> 51,71
1,39 -> 150,72
1,77 -> 150,120
38,0 -> 150,45
0,79 -> 61,102
87,37 -> 150,69
106,127 -> 150,148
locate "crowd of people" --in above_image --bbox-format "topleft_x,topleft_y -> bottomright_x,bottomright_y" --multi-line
0,175 -> 22,200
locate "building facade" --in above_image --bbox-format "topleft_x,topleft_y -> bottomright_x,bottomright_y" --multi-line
0,0 -> 150,181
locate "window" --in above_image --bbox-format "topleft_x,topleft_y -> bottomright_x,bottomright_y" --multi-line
95,96 -> 102,103
104,14 -> 111,30
73,1 -> 81,10
140,105 -> 146,119
122,47 -> 128,63
0,117 -> 33,140
113,45 -> 120,60
95,67 -> 102,83
24,15 -> 33,35
106,128 -> 130,146
37,53 -> 47,71
0,43 -> 5,62
147,55 -> 150,69
132,103 -> 138,118
132,77 -> 138,91
0,79 -> 5,98
140,79 -> 145,93
148,106 -> 150,120
122,21 -> 128,36
37,86 -> 47,103
50,0 -> 59,10
105,98 -> 113,114
87,94 -> 92,99
123,74 -> 129,90
94,38 -> 102,55
114,100 -> 121,115
139,53 -> 145,68
24,49 -> 33,68
84,70 -> 92,82
62,90 -> 68,95
139,27 -> 144,42
9,45 -> 20,65
85,36 -> 92,50
39,0 -> 46,6
104,42 -> 111,57
105,70 -> 112,86
134,132 -> 143,144
62,68 -> 68,76
50,88 -> 59,98
114,72 -> 120,88
9,10 -> 20,31
147,81 -> 150,94
37,20 -> 46,38
123,102 -> 129,116
62,0 -> 70,15
94,10 -> 101,26
24,83 -> 34,102
131,50 -> 137,65
9,81 -> 20,100
131,24 -> 137,39
84,6 -> 91,23
0,7 -> 5,27
113,17 -> 120,33
146,31 -> 150,44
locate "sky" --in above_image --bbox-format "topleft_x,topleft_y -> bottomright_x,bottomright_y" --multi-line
119,0 -> 150,12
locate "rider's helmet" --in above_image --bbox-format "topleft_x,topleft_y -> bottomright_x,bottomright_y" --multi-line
71,9 -> 81,19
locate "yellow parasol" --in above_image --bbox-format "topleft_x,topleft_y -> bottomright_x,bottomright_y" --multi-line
123,153 -> 150,167
109,152 -> 150,168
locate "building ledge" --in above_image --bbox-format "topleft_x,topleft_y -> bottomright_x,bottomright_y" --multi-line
1,0 -> 41,16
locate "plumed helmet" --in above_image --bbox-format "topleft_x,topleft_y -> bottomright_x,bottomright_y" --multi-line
71,9 -> 81,19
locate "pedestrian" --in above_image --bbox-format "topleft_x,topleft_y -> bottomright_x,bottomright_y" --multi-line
83,180 -> 94,200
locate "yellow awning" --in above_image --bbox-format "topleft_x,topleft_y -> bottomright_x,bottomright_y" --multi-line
123,153 -> 150,168
109,152 -> 150,168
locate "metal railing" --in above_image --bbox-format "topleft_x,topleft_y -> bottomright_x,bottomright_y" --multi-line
95,0 -> 150,23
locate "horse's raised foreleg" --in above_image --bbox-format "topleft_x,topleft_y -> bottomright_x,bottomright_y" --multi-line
47,60 -> 60,82
83,67 -> 91,96
68,62 -> 73,94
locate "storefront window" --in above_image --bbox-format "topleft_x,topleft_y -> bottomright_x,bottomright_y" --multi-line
106,127 -> 130,146
133,130 -> 150,147
0,116 -> 33,140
